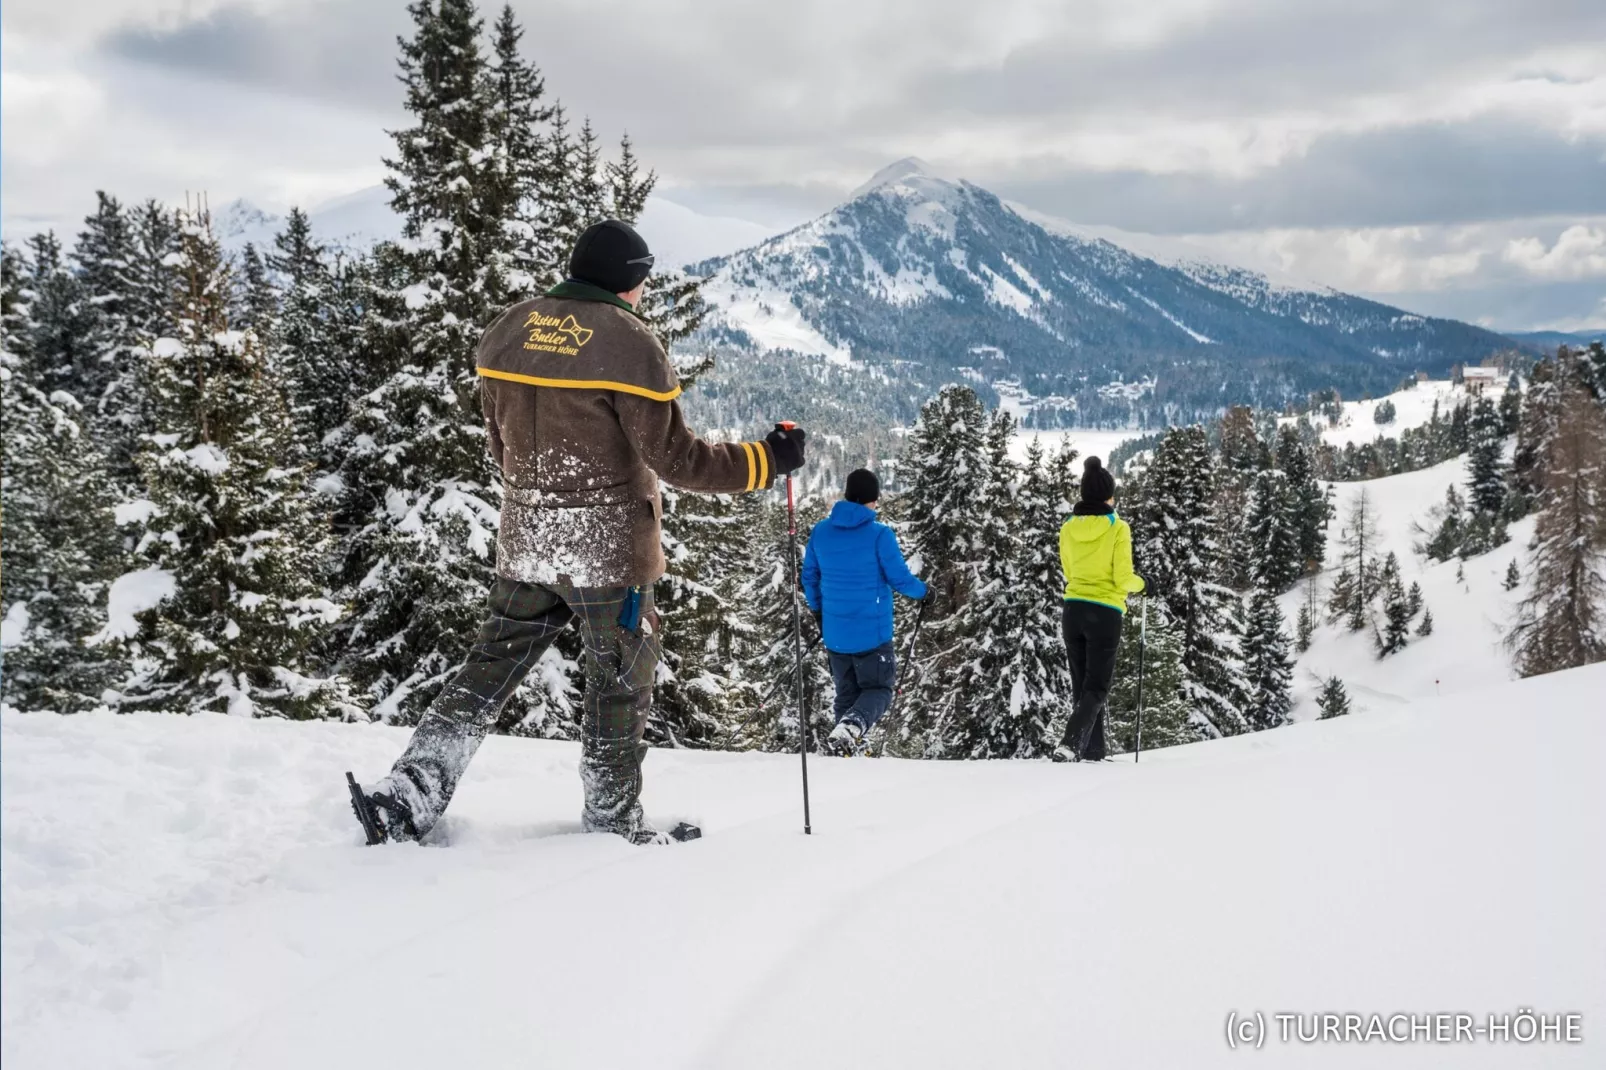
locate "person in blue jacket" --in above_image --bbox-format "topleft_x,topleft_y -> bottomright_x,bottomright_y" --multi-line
801,469 -> 928,752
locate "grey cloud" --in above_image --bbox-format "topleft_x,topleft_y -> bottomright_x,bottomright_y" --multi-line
909,0 -> 1606,121
986,121 -> 1606,232
103,3 -> 409,116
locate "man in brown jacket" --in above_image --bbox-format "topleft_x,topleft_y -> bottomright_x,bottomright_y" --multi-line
349,219 -> 807,846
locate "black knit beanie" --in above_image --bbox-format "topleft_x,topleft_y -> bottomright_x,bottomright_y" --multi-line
844,468 -> 881,505
1080,456 -> 1115,503
568,219 -> 654,294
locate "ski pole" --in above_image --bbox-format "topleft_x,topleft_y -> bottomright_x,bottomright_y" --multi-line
778,422 -> 811,835
888,596 -> 928,713
1134,594 -> 1148,763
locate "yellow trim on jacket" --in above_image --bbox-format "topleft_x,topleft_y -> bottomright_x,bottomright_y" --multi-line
739,442 -> 758,492
476,366 -> 684,402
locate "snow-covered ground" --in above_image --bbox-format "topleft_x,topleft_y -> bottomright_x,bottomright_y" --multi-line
1285,455 -> 1530,718
6,661 -> 1603,1069
1007,426 -> 1146,465
1281,378 -> 1509,450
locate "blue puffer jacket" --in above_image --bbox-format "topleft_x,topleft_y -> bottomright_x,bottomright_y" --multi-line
801,501 -> 928,655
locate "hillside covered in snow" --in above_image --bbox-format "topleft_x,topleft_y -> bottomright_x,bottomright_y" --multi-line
1286,454 -> 1533,717
4,660 -> 1602,1069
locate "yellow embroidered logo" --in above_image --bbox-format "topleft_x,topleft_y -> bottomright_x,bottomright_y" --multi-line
523,311 -> 593,354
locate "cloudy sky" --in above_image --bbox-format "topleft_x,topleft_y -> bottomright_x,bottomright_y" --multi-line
3,0 -> 1604,330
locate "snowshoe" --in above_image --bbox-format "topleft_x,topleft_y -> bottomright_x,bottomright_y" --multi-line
346,772 -> 419,845
1051,744 -> 1080,763
826,718 -> 865,756
622,820 -> 702,846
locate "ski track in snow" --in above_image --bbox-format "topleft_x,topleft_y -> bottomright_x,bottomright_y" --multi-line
5,662 -> 1605,1069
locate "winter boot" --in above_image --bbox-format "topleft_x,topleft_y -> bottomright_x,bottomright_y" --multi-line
1051,744 -> 1080,763
346,772 -> 421,845
826,718 -> 865,756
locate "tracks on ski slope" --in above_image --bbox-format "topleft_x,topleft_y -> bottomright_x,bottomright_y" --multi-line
158,762 -> 1120,1070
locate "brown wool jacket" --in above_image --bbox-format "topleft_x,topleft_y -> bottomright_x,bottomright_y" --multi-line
477,280 -> 775,588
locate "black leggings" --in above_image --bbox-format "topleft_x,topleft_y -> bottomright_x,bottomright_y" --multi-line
1061,600 -> 1124,759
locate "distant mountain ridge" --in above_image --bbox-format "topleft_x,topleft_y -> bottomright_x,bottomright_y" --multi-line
212,187 -> 774,270
689,159 -> 1523,421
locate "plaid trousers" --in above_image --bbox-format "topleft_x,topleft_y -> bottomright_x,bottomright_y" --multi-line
388,578 -> 659,837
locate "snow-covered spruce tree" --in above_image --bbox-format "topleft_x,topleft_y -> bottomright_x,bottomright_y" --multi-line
1407,580 -> 1423,618
231,242 -> 278,345
1245,468 -> 1301,594
1513,348 -> 1579,507
486,2 -> 555,297
1240,587 -> 1293,730
1508,381 -> 1606,677
1275,424 -> 1329,574
534,104 -> 583,282
731,494 -> 834,753
651,485 -> 749,747
1295,600 -> 1316,653
1417,608 -> 1435,637
1500,373 -> 1523,435
339,0 -> 515,722
1132,426 -> 1249,737
113,207 -> 350,717
1325,564 -> 1355,625
95,201 -> 184,484
16,232 -> 90,398
72,192 -> 142,418
1106,597 -> 1196,752
573,118 -> 609,228
587,140 -> 712,353
1418,484 -> 1468,562
892,386 -> 992,753
1316,676 -> 1351,719
1214,406 -> 1263,590
607,133 -> 653,222
266,208 -> 347,466
1375,552 -> 1412,658
1,255 -> 128,711
1503,560 -> 1520,591
998,439 -> 1079,754
1466,395 -> 1506,517
932,416 -> 1064,759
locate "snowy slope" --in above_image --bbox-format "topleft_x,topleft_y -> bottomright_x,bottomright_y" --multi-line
1280,377 -> 1512,450
1284,455 -> 1532,718
5,665 -> 1603,1069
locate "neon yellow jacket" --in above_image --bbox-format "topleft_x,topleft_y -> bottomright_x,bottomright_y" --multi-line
1060,511 -> 1146,613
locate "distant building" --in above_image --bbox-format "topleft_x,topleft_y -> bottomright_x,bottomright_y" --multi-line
1461,366 -> 1501,393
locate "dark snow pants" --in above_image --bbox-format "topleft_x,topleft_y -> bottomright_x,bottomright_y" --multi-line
1061,599 -> 1123,760
828,641 -> 897,730
388,578 -> 658,837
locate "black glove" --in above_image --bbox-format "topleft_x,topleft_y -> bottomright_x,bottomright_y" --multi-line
811,608 -> 823,630
766,423 -> 807,475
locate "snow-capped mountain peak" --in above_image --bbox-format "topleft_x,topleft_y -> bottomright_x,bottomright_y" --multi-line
691,160 -> 1518,414
847,156 -> 951,200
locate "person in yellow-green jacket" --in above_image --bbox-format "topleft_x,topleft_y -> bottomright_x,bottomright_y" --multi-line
1054,456 -> 1145,763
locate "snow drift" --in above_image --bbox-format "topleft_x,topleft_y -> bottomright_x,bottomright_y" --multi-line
3,662 -> 1602,1069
